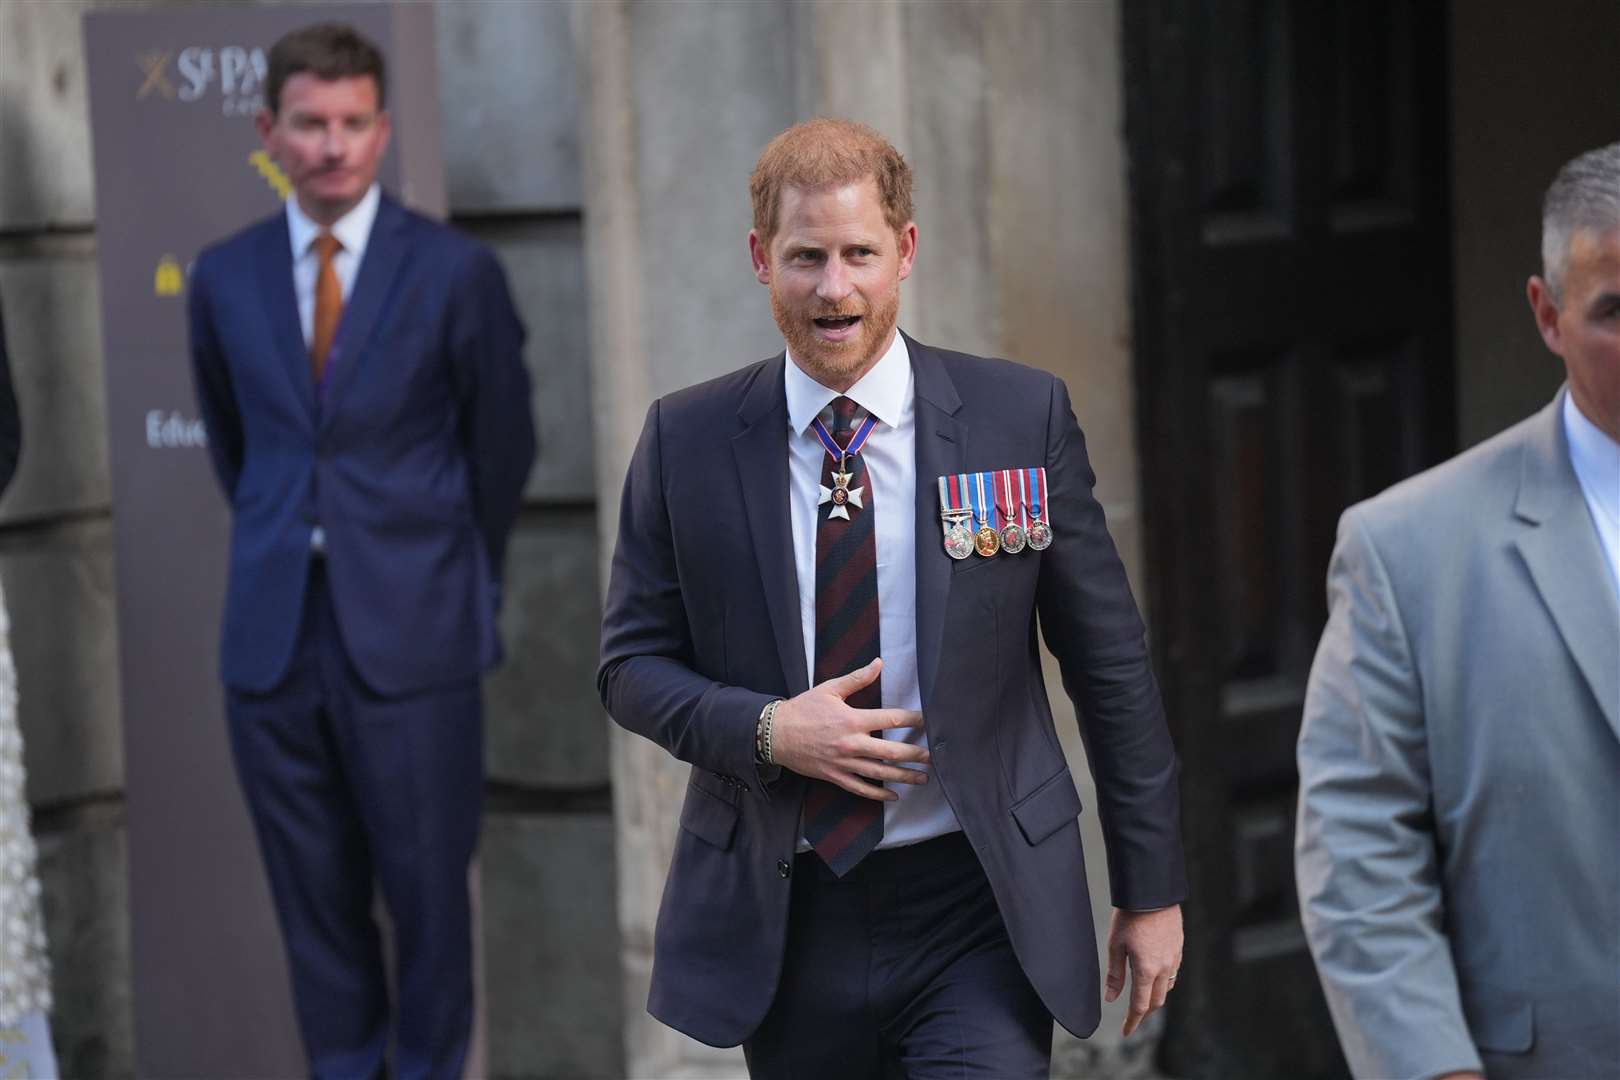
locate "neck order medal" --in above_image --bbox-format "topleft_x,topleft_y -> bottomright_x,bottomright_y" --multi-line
812,410 -> 879,522
820,459 -> 864,520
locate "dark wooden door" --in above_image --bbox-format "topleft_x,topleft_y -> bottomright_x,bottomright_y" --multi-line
1123,2 -> 1455,1076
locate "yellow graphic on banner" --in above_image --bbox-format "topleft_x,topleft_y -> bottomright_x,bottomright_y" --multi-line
136,49 -> 176,100
249,150 -> 292,200
154,255 -> 184,297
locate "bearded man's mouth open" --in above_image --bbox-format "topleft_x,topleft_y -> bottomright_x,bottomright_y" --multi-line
813,314 -> 862,339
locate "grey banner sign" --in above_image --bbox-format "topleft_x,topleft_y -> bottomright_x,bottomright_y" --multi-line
83,6 -> 445,1073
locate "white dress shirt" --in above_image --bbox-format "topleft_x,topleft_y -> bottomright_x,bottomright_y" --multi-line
286,184 -> 380,552
284,182 -> 381,348
1563,390 -> 1620,603
785,331 -> 962,849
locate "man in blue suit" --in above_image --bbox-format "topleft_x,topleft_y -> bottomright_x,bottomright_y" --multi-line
599,119 -> 1185,1077
188,23 -> 535,1079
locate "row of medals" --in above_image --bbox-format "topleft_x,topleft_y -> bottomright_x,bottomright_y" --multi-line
941,506 -> 1053,560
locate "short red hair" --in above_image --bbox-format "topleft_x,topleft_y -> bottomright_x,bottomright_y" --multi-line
749,118 -> 914,244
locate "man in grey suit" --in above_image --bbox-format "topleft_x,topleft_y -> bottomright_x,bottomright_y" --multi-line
1296,142 -> 1619,1080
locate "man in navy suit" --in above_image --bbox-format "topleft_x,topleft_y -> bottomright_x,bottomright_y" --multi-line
599,119 -> 1185,1077
188,23 -> 535,1079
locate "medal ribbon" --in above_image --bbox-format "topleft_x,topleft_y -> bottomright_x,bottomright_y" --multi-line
1027,467 -> 1046,524
973,471 -> 998,531
1017,468 -> 1030,529
810,412 -> 879,466
996,469 -> 1018,529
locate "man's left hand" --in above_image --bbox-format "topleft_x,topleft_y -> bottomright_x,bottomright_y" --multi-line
1104,904 -> 1183,1037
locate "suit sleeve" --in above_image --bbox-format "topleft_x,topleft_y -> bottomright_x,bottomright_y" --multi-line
596,400 -> 774,782
187,256 -> 244,498
1295,510 -> 1481,1080
1035,375 -> 1186,910
448,244 -> 537,586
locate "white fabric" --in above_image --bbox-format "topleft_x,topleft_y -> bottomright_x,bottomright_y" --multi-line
784,333 -> 961,849
0,580 -> 52,1037
284,182 -> 380,348
0,1009 -> 58,1079
1563,391 -> 1620,603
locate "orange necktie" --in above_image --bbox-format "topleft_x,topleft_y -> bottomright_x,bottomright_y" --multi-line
310,231 -> 343,384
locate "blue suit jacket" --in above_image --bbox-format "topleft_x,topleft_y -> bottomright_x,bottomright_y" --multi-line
598,334 -> 1186,1046
189,193 -> 536,696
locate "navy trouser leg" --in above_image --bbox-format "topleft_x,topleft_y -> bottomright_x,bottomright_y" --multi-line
227,563 -> 482,1080
743,853 -> 896,1080
338,665 -> 482,1080
227,566 -> 388,1079
744,833 -> 1051,1080
878,836 -> 1051,1079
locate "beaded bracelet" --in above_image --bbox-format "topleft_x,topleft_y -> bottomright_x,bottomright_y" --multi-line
755,698 -> 783,765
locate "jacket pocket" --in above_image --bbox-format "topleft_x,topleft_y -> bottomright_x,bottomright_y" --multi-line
1463,988 -> 1534,1054
1009,766 -> 1083,845
679,779 -> 740,851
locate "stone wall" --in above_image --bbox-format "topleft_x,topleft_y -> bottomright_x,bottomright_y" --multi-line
579,1 -> 1158,1075
2,2 -> 134,1072
0,0 -> 620,1074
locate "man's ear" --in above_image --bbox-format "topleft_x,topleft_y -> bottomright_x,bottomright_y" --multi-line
896,221 -> 918,283
749,230 -> 771,285
255,107 -> 276,153
1527,275 -> 1563,357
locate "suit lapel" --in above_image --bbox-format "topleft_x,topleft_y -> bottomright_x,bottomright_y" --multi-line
320,195 -> 412,428
907,334 -> 966,709
732,357 -> 810,697
254,215 -> 315,418
1513,392 -> 1620,742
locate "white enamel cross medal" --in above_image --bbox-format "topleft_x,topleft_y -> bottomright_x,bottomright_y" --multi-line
811,409 -> 880,522
819,457 -> 865,521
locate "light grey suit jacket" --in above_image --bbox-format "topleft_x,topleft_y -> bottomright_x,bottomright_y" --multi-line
1296,390 -> 1620,1080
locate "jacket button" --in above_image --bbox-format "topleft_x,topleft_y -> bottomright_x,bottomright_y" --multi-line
777,859 -> 791,879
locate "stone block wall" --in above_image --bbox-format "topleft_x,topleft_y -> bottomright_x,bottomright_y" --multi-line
1,0 -> 620,1074
2,2 -> 132,1073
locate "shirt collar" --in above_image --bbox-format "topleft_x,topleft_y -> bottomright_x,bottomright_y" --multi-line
1564,389 -> 1620,525
285,183 -> 381,259
784,330 -> 911,434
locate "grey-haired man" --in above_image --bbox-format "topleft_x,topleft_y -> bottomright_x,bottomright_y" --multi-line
1296,142 -> 1620,1080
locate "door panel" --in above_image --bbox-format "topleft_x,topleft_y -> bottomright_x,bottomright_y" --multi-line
1124,2 -> 1455,1076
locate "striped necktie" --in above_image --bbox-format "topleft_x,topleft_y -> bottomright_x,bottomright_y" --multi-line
802,395 -> 884,875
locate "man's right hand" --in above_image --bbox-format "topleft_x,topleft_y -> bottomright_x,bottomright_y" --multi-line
770,658 -> 927,800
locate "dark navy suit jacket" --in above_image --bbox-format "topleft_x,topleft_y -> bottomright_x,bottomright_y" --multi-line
598,333 -> 1186,1047
189,193 -> 536,696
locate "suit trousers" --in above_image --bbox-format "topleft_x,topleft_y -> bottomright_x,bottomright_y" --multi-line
226,559 -> 483,1080
743,831 -> 1052,1079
